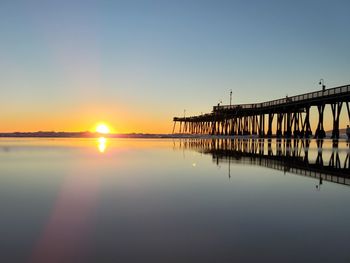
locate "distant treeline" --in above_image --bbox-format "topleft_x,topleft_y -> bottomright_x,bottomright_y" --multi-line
0,131 -> 94,138
2,130 -> 347,138
0,131 -> 189,138
326,128 -> 348,134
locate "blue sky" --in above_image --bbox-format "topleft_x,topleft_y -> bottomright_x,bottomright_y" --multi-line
0,0 -> 349,132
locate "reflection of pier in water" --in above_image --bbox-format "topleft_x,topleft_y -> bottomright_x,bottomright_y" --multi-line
178,139 -> 350,186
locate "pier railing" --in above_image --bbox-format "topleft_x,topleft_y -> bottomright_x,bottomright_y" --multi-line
213,84 -> 350,111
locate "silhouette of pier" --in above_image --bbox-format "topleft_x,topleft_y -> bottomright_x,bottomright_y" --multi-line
177,139 -> 350,186
173,84 -> 350,139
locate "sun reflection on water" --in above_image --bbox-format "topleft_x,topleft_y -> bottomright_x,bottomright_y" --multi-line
97,137 -> 107,153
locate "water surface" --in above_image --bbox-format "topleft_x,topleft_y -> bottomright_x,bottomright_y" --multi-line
0,138 -> 349,263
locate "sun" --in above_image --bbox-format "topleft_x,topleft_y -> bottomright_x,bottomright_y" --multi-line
96,123 -> 110,134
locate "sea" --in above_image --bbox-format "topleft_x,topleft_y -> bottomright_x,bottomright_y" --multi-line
0,137 -> 349,263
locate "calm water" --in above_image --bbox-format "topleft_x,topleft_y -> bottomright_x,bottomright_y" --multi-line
0,138 -> 350,263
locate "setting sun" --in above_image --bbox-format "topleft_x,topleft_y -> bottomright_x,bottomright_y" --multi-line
96,124 -> 110,134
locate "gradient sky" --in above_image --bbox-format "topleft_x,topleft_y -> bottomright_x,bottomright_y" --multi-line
1,0 -> 349,133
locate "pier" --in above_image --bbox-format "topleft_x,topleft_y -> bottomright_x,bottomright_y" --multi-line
173,84 -> 350,138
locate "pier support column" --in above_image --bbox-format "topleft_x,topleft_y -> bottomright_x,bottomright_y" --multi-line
247,116 -> 251,135
226,119 -> 230,135
232,119 -> 236,135
227,119 -> 230,135
251,115 -> 257,135
331,102 -> 343,139
276,113 -> 284,138
315,104 -> 326,139
243,116 -> 249,135
238,118 -> 242,135
236,118 -> 241,135
241,117 -> 245,135
259,114 -> 265,137
231,118 -> 235,135
302,106 -> 312,138
267,113 -> 274,137
284,112 -> 292,138
292,112 -> 301,137
211,121 -> 215,135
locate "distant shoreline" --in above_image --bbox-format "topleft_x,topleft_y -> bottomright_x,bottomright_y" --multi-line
0,131 -> 348,140
0,132 -> 204,139
0,132 -> 175,139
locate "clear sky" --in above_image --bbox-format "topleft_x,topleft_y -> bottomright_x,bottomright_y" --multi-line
1,0 -> 349,133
